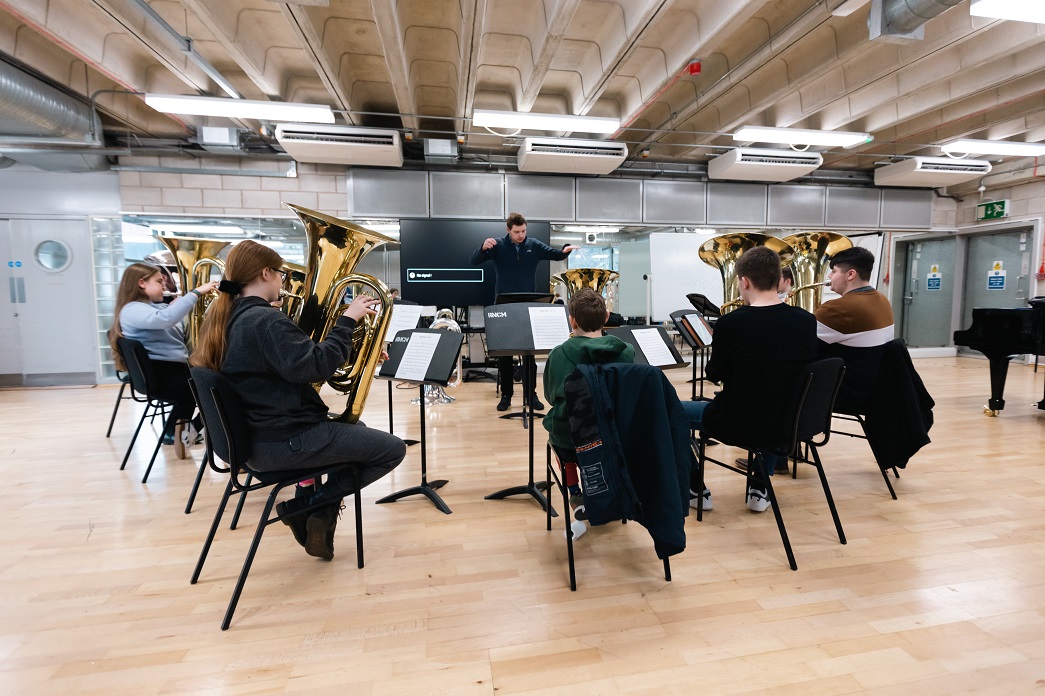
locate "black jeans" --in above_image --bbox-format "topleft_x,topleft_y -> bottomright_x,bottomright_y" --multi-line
498,355 -> 536,399
151,360 -> 202,432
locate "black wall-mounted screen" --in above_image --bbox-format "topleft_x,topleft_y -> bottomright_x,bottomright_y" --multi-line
399,219 -> 551,307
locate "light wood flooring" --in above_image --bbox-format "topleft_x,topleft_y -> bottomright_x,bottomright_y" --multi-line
1,356 -> 1043,695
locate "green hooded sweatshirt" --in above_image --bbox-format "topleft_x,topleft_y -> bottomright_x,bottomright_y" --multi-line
542,334 -> 635,449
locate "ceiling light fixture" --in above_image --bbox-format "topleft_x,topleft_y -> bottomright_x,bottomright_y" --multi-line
472,109 -> 619,134
969,0 -> 1045,24
153,224 -> 247,236
562,225 -> 621,234
144,94 -> 335,124
733,125 -> 873,148
939,138 -> 1045,157
360,222 -> 400,234
831,0 -> 871,17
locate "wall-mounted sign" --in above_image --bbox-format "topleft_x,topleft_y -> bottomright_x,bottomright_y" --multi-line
926,264 -> 942,291
977,200 -> 1009,220
987,269 -> 1006,290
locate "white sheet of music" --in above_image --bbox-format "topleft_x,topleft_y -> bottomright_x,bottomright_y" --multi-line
633,328 -> 676,366
384,304 -> 424,342
528,306 -> 570,350
685,313 -> 713,346
394,331 -> 441,381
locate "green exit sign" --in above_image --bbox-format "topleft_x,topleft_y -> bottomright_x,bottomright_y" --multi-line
977,199 -> 1009,220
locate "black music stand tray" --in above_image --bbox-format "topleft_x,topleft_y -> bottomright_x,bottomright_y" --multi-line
606,325 -> 689,371
483,301 -> 568,515
375,328 -> 463,514
493,292 -> 555,425
669,308 -> 713,401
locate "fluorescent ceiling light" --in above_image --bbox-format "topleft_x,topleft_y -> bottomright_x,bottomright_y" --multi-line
144,94 -> 335,124
473,109 -> 619,134
562,225 -> 621,234
360,223 -> 400,234
970,0 -> 1045,24
939,138 -> 1045,157
733,125 -> 873,148
832,0 -> 871,17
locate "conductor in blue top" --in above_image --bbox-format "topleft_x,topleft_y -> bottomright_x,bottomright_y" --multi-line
470,212 -> 579,412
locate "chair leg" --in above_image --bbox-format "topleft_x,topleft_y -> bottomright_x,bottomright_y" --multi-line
663,557 -> 671,582
192,476 -> 235,584
545,444 -> 553,532
120,407 -> 150,470
221,488 -> 280,630
353,469 -> 364,570
692,437 -> 706,523
230,474 -> 252,530
142,412 -> 177,483
184,448 -> 211,514
809,445 -> 847,544
106,381 -> 128,438
757,460 -> 797,571
880,466 -> 898,500
561,457 -> 577,592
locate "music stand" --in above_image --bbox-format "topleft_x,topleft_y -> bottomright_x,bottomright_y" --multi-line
669,309 -> 714,401
493,292 -> 555,424
606,325 -> 689,370
375,328 -> 464,514
483,301 -> 569,514
383,301 -> 424,446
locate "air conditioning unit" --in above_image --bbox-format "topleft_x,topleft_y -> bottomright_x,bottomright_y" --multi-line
707,147 -> 823,182
874,156 -> 991,187
516,137 -> 627,175
274,124 -> 403,167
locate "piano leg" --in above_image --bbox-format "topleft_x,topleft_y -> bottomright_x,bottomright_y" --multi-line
985,355 -> 1012,415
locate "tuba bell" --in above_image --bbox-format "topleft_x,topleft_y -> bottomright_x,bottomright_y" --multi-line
781,232 -> 853,312
699,233 -> 794,314
282,203 -> 396,424
155,235 -> 230,349
550,268 -> 620,310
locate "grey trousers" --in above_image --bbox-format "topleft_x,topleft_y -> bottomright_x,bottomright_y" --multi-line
250,420 -> 406,498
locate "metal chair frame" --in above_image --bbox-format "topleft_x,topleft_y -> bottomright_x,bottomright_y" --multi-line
115,338 -> 182,483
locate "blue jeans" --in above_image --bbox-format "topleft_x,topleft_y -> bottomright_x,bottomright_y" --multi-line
680,399 -> 780,480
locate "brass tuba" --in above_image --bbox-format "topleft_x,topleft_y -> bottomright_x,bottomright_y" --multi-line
550,268 -> 620,309
413,308 -> 462,405
781,232 -> 853,312
699,233 -> 794,314
282,203 -> 396,424
155,235 -> 230,348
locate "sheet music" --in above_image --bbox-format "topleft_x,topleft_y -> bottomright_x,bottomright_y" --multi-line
384,304 -> 424,342
394,331 -> 442,381
528,306 -> 570,350
685,313 -> 713,346
632,328 -> 677,366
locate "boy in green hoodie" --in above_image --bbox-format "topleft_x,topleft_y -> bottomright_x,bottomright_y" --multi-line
543,289 -> 635,532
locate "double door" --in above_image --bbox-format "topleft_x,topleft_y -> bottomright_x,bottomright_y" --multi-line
0,218 -> 97,385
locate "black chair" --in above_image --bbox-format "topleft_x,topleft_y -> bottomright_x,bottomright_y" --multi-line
105,370 -> 137,438
828,338 -> 935,499
188,367 -> 363,630
546,443 -> 668,591
115,338 -> 182,483
183,377 -> 225,515
694,358 -> 848,570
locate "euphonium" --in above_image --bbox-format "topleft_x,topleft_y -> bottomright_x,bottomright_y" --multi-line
699,233 -> 794,314
414,308 -> 462,405
781,232 -> 853,313
282,203 -> 396,424
155,235 -> 230,348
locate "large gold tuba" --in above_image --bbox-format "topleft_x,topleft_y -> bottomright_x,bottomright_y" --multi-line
781,232 -> 853,313
155,235 -> 230,349
550,268 -> 620,310
699,233 -> 794,314
281,204 -> 396,424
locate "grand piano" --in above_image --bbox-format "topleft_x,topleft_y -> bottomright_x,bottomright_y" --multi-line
953,297 -> 1045,415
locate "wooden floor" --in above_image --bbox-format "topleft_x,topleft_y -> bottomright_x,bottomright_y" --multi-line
1,357 -> 1043,695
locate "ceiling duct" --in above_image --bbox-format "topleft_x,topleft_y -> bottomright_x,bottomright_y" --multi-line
424,139 -> 458,165
707,148 -> 823,182
870,0 -> 964,41
274,124 -> 403,167
197,127 -> 244,155
874,156 -> 991,187
516,137 -> 627,175
0,59 -> 108,172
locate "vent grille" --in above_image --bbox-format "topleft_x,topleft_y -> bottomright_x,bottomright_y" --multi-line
917,161 -> 991,173
527,143 -> 625,157
736,152 -> 821,165
278,131 -> 397,146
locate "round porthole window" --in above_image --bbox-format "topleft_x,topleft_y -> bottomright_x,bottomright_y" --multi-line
35,240 -> 72,272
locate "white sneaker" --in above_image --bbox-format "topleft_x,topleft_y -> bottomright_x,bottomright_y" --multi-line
689,488 -> 713,511
565,520 -> 588,540
747,487 -> 771,513
180,422 -> 203,448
